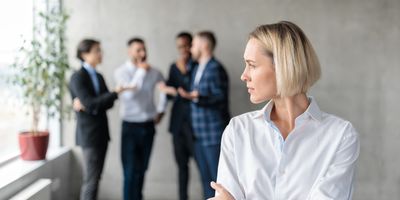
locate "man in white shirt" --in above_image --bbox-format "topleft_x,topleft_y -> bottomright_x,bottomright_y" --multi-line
114,38 -> 167,200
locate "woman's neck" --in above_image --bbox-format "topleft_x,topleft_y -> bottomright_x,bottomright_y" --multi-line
270,93 -> 309,139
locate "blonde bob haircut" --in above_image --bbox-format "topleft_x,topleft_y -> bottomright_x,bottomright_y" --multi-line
249,21 -> 321,97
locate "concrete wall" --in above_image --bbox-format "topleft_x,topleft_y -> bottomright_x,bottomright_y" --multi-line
63,0 -> 400,199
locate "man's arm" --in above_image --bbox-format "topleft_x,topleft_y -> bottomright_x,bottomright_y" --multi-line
69,72 -> 118,115
114,65 -> 147,101
154,71 -> 168,124
195,66 -> 229,106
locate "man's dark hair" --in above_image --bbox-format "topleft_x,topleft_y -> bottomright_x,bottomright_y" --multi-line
197,31 -> 217,50
176,32 -> 192,43
127,37 -> 145,46
76,39 -> 100,62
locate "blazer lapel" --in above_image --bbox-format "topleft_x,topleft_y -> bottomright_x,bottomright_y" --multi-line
96,72 -> 106,94
80,67 -> 97,96
191,58 -> 214,91
197,58 -> 213,88
190,64 -> 198,91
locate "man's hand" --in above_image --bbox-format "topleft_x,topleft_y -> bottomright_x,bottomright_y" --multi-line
177,87 -> 199,100
73,98 -> 85,112
114,85 -> 137,94
154,112 -> 164,125
190,90 -> 199,99
208,181 -> 235,200
137,59 -> 150,71
157,82 -> 177,96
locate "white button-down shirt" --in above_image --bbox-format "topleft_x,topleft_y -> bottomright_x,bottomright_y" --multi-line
216,97 -> 360,200
114,60 -> 167,122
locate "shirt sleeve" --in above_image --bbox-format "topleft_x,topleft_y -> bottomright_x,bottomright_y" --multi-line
308,123 -> 360,200
114,66 -> 146,100
129,67 -> 146,90
114,66 -> 130,86
216,120 -> 245,199
156,71 -> 167,113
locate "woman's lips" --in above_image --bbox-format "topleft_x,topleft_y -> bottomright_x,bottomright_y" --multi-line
247,87 -> 254,93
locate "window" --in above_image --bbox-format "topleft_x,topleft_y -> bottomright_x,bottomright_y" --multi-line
0,0 -> 61,161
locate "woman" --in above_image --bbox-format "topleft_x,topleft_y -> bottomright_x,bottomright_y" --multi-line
158,32 -> 196,200
209,21 -> 360,200
69,39 -> 128,200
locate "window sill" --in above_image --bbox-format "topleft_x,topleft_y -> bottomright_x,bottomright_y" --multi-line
0,147 -> 71,199
0,152 -> 19,168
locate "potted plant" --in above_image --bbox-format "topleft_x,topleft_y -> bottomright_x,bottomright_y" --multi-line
9,6 -> 69,160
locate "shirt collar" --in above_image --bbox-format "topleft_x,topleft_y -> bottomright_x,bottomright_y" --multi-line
198,57 -> 212,68
82,62 -> 96,75
306,97 -> 322,122
252,96 -> 322,123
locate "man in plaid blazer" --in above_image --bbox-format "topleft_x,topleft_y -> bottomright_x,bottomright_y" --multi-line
178,31 -> 230,199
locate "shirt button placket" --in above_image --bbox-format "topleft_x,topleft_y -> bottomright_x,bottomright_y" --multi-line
276,151 -> 287,200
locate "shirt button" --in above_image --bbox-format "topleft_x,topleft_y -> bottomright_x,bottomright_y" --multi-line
279,169 -> 285,175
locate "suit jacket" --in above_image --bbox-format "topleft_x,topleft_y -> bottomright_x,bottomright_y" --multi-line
69,67 -> 118,147
190,57 -> 230,146
166,60 -> 195,135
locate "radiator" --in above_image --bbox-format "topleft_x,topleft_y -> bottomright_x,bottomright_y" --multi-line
9,179 -> 52,200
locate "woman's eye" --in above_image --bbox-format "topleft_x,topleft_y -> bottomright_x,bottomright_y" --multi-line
249,65 -> 256,69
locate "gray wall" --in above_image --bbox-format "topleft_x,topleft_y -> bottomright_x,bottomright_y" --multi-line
63,0 -> 400,199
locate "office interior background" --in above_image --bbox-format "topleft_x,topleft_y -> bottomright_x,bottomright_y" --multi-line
0,0 -> 399,199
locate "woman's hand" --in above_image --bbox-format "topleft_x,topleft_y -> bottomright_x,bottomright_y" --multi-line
208,181 -> 235,200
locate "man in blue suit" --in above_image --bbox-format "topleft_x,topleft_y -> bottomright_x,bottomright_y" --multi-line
178,31 -> 230,199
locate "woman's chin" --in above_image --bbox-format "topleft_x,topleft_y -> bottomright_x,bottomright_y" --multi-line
250,96 -> 265,104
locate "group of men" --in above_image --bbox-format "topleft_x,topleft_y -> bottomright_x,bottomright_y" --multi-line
69,31 -> 230,200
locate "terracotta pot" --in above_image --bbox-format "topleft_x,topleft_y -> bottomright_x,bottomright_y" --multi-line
18,131 -> 49,160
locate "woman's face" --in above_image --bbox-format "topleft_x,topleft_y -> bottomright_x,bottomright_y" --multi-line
176,37 -> 191,59
241,38 -> 277,104
82,44 -> 102,66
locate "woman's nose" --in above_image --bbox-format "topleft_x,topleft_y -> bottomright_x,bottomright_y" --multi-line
241,67 -> 250,82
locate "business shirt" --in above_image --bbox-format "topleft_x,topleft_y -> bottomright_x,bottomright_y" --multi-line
82,62 -> 100,94
114,60 -> 167,122
216,97 -> 360,200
